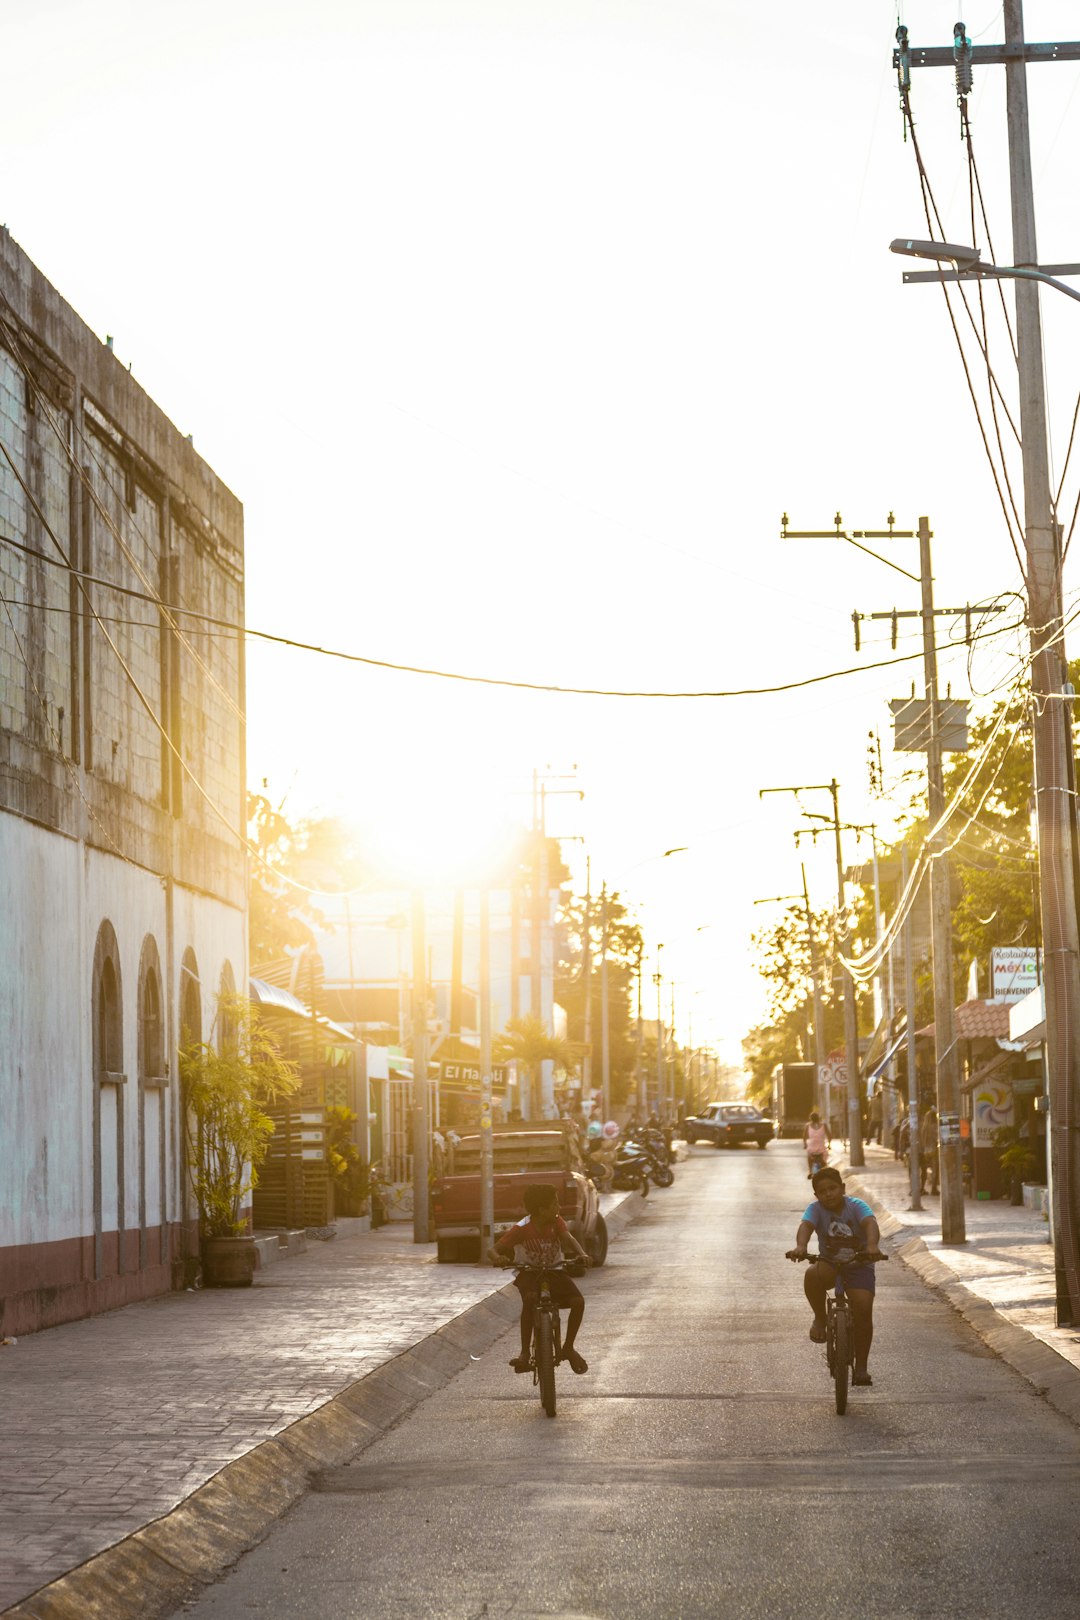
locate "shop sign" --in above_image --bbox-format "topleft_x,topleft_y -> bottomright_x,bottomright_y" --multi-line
972,1083 -> 1013,1148
991,947 -> 1041,1003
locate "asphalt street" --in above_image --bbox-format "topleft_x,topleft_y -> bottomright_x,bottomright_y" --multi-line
174,1143 -> 1080,1620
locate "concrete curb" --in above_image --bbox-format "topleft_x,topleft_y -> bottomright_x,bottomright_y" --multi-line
1,1190 -> 647,1620
843,1168 -> 1080,1431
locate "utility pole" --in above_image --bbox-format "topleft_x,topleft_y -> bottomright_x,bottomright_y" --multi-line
893,4 -> 1080,1295
654,944 -> 664,1115
600,883 -> 611,1120
917,516 -> 964,1243
802,863 -> 829,1114
901,846 -> 923,1212
761,782 -> 864,1166
1004,0 -> 1080,1324
479,888 -> 495,1260
411,888 -> 430,1245
581,859 -> 592,1109
785,509 -> 987,1229
635,941 -> 646,1115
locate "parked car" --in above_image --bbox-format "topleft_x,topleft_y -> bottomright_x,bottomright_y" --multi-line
431,1122 -> 608,1264
684,1102 -> 776,1149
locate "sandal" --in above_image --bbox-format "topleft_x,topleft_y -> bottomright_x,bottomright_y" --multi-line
509,1355 -> 531,1374
852,1372 -> 873,1387
809,1319 -> 827,1344
563,1348 -> 588,1375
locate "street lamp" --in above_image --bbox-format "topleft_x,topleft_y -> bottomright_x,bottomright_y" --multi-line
889,237 -> 1080,304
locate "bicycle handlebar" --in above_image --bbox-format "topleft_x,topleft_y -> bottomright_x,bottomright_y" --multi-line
786,1249 -> 888,1265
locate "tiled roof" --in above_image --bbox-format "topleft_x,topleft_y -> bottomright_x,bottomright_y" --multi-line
916,999 -> 1013,1042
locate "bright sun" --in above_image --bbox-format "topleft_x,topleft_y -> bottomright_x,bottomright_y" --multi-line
360,795 -> 523,889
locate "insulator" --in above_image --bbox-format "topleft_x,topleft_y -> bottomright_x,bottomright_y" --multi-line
896,24 -> 911,95
953,22 -> 973,97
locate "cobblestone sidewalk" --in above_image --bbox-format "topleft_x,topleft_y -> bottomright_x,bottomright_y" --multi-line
0,1223 -> 522,1612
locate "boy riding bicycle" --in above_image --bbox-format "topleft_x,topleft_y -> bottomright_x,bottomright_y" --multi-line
489,1184 -> 592,1375
786,1166 -> 885,1387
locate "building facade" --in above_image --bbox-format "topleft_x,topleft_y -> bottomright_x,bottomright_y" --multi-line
0,230 -> 246,1335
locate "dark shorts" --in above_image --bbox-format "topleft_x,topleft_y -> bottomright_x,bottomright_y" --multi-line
818,1258 -> 876,1295
514,1271 -> 583,1308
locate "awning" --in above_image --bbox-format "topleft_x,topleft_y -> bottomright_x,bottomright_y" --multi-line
960,1048 -> 1015,1096
867,1032 -> 907,1091
249,977 -> 357,1044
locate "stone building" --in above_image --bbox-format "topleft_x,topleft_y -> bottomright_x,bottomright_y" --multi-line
0,229 -> 246,1334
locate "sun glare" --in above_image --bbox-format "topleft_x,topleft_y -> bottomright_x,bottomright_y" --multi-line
361,795 -> 523,889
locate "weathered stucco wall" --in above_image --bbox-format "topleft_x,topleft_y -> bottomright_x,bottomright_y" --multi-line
0,229 -> 249,1333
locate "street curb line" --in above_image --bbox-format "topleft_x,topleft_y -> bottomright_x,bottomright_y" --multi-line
1,1190 -> 648,1620
843,1169 -> 1080,1429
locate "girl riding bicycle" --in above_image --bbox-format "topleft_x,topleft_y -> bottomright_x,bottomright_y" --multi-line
803,1110 -> 831,1179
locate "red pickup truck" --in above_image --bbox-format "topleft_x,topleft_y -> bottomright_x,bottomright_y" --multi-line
432,1122 -> 608,1266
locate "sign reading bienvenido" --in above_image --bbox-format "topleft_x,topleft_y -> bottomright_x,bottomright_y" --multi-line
990,946 -> 1041,1004
438,1061 -> 509,1095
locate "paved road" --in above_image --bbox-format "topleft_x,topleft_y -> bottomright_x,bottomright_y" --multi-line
175,1143 -> 1080,1619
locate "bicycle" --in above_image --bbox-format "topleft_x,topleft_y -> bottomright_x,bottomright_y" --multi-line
499,1256 -> 586,1418
789,1249 -> 887,1414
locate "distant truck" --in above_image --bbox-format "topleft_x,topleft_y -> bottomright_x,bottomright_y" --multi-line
431,1122 -> 608,1266
772,1062 -> 817,1139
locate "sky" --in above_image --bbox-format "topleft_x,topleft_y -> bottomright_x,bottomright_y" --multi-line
4,0 -> 1080,1065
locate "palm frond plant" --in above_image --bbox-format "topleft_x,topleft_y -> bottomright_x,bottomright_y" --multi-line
180,994 -> 298,1271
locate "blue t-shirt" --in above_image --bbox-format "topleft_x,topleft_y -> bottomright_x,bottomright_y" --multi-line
802,1195 -> 874,1264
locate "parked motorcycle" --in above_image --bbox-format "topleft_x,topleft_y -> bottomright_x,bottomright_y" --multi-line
611,1139 -> 653,1195
624,1132 -> 674,1187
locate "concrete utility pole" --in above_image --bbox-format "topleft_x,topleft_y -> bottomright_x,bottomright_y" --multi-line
636,942 -> 646,1115
917,516 -> 964,1244
599,884 -> 611,1121
654,944 -> 664,1114
901,846 -> 923,1212
895,0 -> 1080,1311
828,780 -> 864,1169
478,888 -> 494,1262
411,888 -> 430,1245
581,859 -> 592,1107
1004,0 -> 1080,1325
802,863 -> 829,1115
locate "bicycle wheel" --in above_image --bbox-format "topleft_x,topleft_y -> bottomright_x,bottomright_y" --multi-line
535,1308 -> 557,1417
825,1301 -> 836,1377
833,1306 -> 850,1415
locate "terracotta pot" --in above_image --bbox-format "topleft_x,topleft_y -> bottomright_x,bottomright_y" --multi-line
201,1236 -> 257,1288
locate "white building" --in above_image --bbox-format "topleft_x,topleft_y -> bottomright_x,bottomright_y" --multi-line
0,230 -> 246,1334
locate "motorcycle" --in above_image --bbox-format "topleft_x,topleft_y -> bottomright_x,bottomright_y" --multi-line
625,1132 -> 674,1187
611,1138 -> 653,1195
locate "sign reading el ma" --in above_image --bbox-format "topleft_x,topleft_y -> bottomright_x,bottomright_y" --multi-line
439,1061 -> 508,1092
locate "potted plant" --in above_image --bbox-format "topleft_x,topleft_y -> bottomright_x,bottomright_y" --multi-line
326,1105 -> 370,1217
180,992 -> 298,1286
992,1125 -> 1039,1206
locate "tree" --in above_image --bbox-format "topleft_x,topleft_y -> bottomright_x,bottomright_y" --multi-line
556,887 -> 644,1109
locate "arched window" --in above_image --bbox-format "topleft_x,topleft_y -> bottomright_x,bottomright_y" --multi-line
138,937 -> 167,1268
91,922 -> 125,1281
